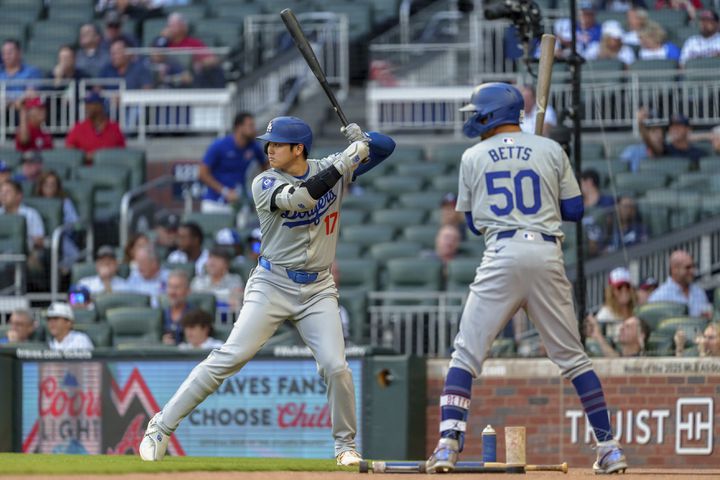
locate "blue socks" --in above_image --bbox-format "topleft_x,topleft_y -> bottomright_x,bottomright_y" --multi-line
572,370 -> 613,442
439,367 -> 473,451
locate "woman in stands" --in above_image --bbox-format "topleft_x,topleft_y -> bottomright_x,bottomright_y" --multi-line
637,21 -> 682,61
596,267 -> 637,340
34,171 -> 80,271
123,233 -> 151,272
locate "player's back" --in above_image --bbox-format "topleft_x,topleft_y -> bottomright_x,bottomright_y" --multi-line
459,131 -> 577,240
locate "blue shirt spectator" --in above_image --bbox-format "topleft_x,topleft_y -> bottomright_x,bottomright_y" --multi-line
0,39 -> 42,100
199,113 -> 267,212
99,39 -> 153,89
606,197 -> 649,252
648,250 -> 712,318
578,2 -> 603,53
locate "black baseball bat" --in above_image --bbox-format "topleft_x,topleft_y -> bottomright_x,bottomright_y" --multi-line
280,8 -> 349,127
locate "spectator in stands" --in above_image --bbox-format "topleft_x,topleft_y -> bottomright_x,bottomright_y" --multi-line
0,309 -> 36,344
581,169 -> 614,256
126,246 -> 169,304
655,0 -> 701,21
665,114 -> 707,166
580,169 -> 613,209
606,196 -> 649,251
519,84 -> 557,135
100,10 -> 138,51
331,261 -> 351,341
13,151 -> 44,185
246,228 -> 262,265
167,222 -> 208,276
586,314 -> 650,357
35,171 -> 81,270
178,309 -> 224,350
15,96 -> 53,152
623,107 -> 665,171
584,20 -> 637,66
50,46 -> 88,88
77,24 -> 111,77
623,7 -> 649,47
637,21 -> 682,60
439,193 -> 467,239
578,1 -> 603,54
66,91 -> 126,164
199,112 -> 267,213
215,228 -> 245,269
163,12 -> 224,88
680,9 -> 720,65
148,36 -> 192,88
0,180 -> 44,251
79,245 -> 128,294
154,211 -> 180,257
162,269 -> 194,345
0,161 -> 11,184
68,284 -> 93,310
649,249 -> 713,317
598,0 -> 648,11
636,276 -> 659,305
596,267 -> 637,337
46,302 -> 94,351
0,39 -> 42,101
123,232 -> 151,271
191,246 -> 244,311
100,38 -> 153,90
424,225 -> 461,281
675,321 -> 719,356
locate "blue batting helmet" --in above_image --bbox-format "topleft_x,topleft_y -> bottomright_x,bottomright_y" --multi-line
257,116 -> 313,155
459,83 -> 524,138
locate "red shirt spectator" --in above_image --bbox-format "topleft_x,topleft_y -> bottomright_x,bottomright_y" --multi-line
16,96 -> 53,152
164,13 -> 214,66
65,92 -> 125,164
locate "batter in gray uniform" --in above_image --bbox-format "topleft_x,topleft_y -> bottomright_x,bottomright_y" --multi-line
425,84 -> 628,474
139,116 -> 395,465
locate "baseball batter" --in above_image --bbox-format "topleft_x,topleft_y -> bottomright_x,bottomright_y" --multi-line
139,116 -> 395,466
426,84 -> 627,474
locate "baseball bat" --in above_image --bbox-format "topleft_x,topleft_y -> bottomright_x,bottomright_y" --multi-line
359,460 -> 568,474
280,8 -> 349,127
534,33 -> 557,136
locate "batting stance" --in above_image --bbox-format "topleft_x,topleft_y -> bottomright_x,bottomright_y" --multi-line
426,84 -> 627,474
140,117 -> 395,466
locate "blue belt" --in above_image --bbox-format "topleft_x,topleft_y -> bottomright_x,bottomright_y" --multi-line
258,256 -> 319,284
496,229 -> 557,244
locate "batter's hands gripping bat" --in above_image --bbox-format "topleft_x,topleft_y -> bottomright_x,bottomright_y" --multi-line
534,33 -> 557,136
280,8 -> 349,128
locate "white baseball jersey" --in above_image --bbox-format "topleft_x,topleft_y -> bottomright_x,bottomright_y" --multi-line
456,131 -> 580,241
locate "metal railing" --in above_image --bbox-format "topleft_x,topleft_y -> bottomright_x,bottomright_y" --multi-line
119,175 -> 175,250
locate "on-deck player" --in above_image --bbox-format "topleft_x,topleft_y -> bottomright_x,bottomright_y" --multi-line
139,116 -> 395,466
426,83 -> 627,474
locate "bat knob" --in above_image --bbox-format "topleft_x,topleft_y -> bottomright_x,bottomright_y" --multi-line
358,461 -> 369,473
562,462 -> 569,474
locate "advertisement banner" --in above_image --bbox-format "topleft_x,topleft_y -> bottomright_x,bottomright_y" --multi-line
22,358 -> 362,458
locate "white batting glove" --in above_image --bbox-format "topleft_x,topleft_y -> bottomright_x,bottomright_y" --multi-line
333,140 -> 369,177
341,123 -> 368,143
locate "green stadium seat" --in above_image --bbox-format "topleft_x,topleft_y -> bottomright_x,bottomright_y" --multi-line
355,159 -> 394,183
74,322 -> 112,348
0,147 -> 22,168
636,200 -> 670,236
674,171 -> 711,189
646,332 -> 672,356
340,192 -> 390,212
447,258 -> 477,291
628,59 -> 679,83
341,224 -> 395,247
394,163 -> 447,178
368,241 -> 422,262
372,177 -> 425,195
459,240 -> 485,258
338,288 -> 367,344
0,215 -> 27,254
171,4 -> 209,23
647,10 -> 688,31
0,22 -> 27,46
491,338 -> 516,358
182,212 -> 234,239
638,158 -> 692,176
310,146 -> 344,158
635,302 -> 688,330
584,338 -> 605,357
95,292 -> 152,320
657,316 -> 708,338
40,148 -> 84,171
701,196 -> 720,216
340,209 -> 366,227
72,308 -> 97,325
614,172 -> 667,195
429,144 -> 470,166
143,18 -> 169,46
63,180 -> 95,227
213,3 -> 264,22
336,242 -> 362,259
77,165 -> 130,191
584,59 -> 624,85
387,145 -> 424,163
71,262 -> 97,286
94,148 -> 147,189
386,258 -> 442,291
581,142 -> 606,160
371,208 -> 427,229
402,225 -> 440,249
431,175 -> 458,193
23,197 -> 63,233
336,258 -> 378,291
328,3 -> 373,40
158,291 -> 216,320
699,157 -> 720,172
193,19 -> 242,47
213,323 -> 233,342
1,5 -> 42,23
21,52 -> 55,74
106,307 -> 162,347
684,58 -> 720,81
46,7 -> 92,23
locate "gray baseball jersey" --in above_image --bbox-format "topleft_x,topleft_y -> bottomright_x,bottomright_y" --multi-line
251,155 -> 350,272
450,131 -> 593,382
457,131 -> 580,241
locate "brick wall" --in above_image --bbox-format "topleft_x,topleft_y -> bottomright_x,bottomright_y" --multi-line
426,358 -> 720,468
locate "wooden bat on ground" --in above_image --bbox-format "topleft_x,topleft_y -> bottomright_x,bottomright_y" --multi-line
534,34 -> 557,136
280,8 -> 349,128
358,460 -> 569,474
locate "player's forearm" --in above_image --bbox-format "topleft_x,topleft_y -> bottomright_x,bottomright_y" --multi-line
271,166 -> 342,212
353,132 -> 396,179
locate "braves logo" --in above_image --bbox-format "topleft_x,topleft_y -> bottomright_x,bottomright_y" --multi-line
281,190 -> 337,228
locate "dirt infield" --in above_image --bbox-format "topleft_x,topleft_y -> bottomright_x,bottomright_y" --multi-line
3,469 -> 719,480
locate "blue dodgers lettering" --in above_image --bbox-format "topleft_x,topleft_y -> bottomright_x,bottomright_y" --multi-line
281,190 -> 338,228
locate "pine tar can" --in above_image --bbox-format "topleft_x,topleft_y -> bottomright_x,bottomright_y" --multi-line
482,424 -> 497,462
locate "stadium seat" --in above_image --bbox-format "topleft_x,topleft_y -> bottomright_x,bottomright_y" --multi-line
158,291 -> 217,320
674,171 -> 711,189
657,316 -> 708,338
335,242 -> 362,259
584,59 -> 624,84
343,193 -> 390,211
94,148 -> 147,189
72,309 -> 98,325
699,157 -> 720,172
614,171 -> 667,195
684,58 -> 720,81
0,147 -> 21,168
193,19 -> 242,47
701,196 -> 720,217
71,262 -> 97,286
369,241 -> 423,262
338,288 -> 367,344
213,3 -> 264,21
74,322 -> 112,348
182,212 -> 234,239
0,22 -> 27,46
446,259 -> 477,291
636,200 -> 670,236
429,143 -> 471,166
63,180 -> 95,228
386,145 -> 425,163
646,332 -> 672,356
396,191 -> 445,210
584,338 -> 605,357
355,159 -> 394,183
21,51 -> 55,74
373,177 -> 424,196
637,158 -> 691,176
336,258 -> 379,291
402,225 -> 440,249
431,175 -> 458,193
1,5 -> 42,23
394,163 -> 447,178
628,59 -> 679,83
340,209 -> 366,227
0,215 -> 27,254
95,292 -> 152,320
143,18 -> 169,46
171,4 -> 209,23
341,225 -> 395,246
635,302 -> 688,330
371,208 -> 427,229
23,197 -> 63,233
491,338 -> 515,358
77,165 -> 130,191
647,10 -> 688,31
386,258 -> 443,291
106,307 -> 162,346
459,240 -> 485,258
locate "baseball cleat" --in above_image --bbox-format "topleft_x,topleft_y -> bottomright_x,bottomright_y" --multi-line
593,439 -> 627,474
426,437 -> 459,473
139,413 -> 170,461
336,449 -> 363,466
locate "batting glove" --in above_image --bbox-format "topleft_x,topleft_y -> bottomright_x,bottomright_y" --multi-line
333,140 -> 369,177
341,123 -> 369,143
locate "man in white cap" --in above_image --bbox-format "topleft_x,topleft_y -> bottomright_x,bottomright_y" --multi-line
46,302 -> 94,351
583,20 -> 636,65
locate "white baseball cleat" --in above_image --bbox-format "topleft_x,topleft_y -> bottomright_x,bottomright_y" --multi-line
593,439 -> 628,474
336,450 -> 363,466
139,413 -> 170,461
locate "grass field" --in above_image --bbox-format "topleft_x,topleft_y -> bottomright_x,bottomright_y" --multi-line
0,454 -> 354,475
